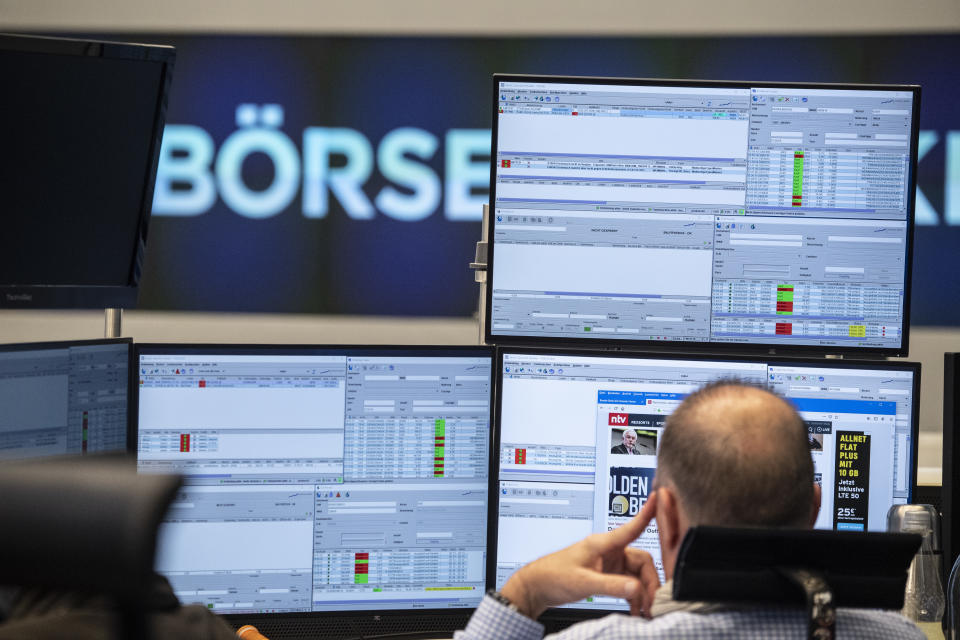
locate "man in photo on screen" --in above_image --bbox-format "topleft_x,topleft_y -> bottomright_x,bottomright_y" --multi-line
457,382 -> 922,639
610,428 -> 656,455
610,428 -> 641,455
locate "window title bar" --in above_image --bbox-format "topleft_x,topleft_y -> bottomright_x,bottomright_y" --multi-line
499,82 -> 748,97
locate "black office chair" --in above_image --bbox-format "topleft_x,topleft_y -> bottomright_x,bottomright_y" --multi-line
673,526 -> 922,640
0,456 -> 181,639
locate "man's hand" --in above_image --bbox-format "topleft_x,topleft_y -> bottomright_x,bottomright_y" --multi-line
500,490 -> 660,620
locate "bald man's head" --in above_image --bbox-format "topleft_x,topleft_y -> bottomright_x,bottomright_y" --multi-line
656,382 -> 814,528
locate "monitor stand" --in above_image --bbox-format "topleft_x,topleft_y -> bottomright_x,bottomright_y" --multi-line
104,308 -> 122,338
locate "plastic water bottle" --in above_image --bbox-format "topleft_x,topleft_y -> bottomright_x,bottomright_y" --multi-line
898,507 -> 945,639
948,552 -> 960,640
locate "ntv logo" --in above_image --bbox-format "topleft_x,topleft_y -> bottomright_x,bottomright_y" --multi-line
152,104 -> 489,222
152,105 -> 960,226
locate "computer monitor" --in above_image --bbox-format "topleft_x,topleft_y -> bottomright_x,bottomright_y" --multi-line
0,339 -> 132,460
134,344 -> 493,637
942,353 -> 960,586
486,75 -> 920,357
0,34 -> 174,309
492,347 -> 920,619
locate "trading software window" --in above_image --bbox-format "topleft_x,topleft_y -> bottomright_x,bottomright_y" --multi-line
491,81 -> 914,350
0,342 -> 128,459
138,351 -> 490,614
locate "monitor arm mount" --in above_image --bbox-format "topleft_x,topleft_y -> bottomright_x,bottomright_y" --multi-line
469,204 -> 489,346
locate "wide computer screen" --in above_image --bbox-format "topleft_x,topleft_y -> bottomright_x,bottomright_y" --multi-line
486,75 -> 920,356
493,348 -> 919,614
135,345 -> 492,620
0,339 -> 131,460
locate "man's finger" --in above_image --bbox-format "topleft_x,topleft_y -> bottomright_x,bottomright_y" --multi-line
602,489 -> 658,548
624,548 -> 660,617
572,568 -> 640,602
624,549 -> 660,588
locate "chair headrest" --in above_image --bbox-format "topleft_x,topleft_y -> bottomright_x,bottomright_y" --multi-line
0,456 -> 181,602
673,525 -> 921,610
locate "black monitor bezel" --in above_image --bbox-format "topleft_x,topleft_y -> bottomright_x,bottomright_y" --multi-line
485,73 -> 921,358
132,343 -> 496,630
489,345 -> 921,624
0,337 -> 135,457
0,33 -> 175,309
941,353 -> 960,589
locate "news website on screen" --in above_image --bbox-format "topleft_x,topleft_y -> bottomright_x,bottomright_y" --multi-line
495,351 -> 915,611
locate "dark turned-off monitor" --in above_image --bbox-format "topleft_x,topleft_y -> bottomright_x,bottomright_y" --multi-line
0,34 -> 174,309
486,75 -> 920,357
134,344 -> 493,639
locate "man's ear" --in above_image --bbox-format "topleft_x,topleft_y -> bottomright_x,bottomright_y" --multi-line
656,486 -> 682,552
810,482 -> 822,527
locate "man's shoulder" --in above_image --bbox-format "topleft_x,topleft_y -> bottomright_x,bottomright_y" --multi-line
555,608 -> 923,639
835,608 -> 926,638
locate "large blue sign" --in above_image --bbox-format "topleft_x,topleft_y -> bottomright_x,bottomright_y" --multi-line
111,34 -> 959,323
